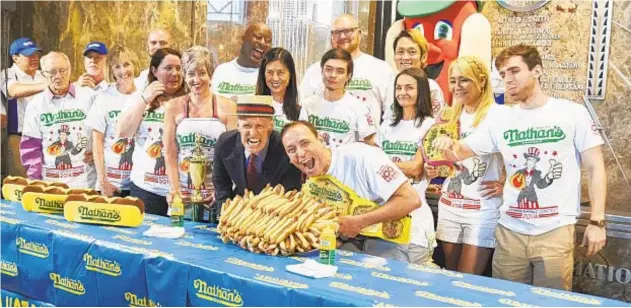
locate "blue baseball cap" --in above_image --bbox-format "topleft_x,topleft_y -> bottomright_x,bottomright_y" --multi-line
83,41 -> 108,56
9,37 -> 42,56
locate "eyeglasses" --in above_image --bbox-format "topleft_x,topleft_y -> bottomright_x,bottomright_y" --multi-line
43,68 -> 69,76
331,27 -> 358,38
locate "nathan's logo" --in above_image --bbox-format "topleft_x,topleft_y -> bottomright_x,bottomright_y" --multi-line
40,109 -> 86,127
83,253 -> 122,276
125,292 -> 162,307
35,198 -> 64,211
142,110 -> 164,123
78,206 -> 121,223
108,110 -> 122,119
309,183 -> 342,202
273,116 -> 286,130
347,78 -> 372,91
14,189 -> 23,200
193,279 -> 244,307
503,126 -> 566,147
16,237 -> 49,258
217,82 -> 255,95
50,273 -> 85,295
381,140 -> 417,156
308,115 -> 350,134
177,133 -> 217,148
1,260 -> 18,277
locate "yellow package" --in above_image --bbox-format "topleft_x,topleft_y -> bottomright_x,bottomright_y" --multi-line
64,199 -> 144,227
20,185 -> 98,214
302,175 -> 411,245
1,176 -> 69,202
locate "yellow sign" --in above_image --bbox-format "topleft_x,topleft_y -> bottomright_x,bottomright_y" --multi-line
329,282 -> 390,299
302,175 -> 411,244
124,292 -> 162,307
21,192 -> 68,214
1,260 -> 18,277
64,201 -> 143,227
16,237 -> 49,258
50,273 -> 85,295
224,258 -> 274,272
193,279 -> 244,307
83,253 -> 122,277
415,291 -> 481,307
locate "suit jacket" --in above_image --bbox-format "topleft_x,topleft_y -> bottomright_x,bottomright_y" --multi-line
213,130 -> 303,211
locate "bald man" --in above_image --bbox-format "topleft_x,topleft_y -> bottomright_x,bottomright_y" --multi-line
134,29 -> 173,90
299,14 -> 394,126
211,23 -> 272,101
20,52 -> 96,187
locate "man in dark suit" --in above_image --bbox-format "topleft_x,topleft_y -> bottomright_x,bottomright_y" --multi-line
213,96 -> 303,219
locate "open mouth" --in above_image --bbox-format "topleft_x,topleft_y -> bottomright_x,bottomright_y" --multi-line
247,138 -> 261,147
252,48 -> 264,60
399,61 -> 413,69
300,157 -> 315,170
269,81 -> 281,88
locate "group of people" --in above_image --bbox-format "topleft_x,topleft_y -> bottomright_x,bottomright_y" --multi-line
1,12 -> 607,293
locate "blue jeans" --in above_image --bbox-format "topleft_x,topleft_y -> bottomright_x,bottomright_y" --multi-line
130,182 -> 168,216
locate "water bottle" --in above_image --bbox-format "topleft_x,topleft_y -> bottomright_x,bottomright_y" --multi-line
319,223 -> 336,265
170,194 -> 184,227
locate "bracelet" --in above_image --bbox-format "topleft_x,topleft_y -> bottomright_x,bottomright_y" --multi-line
140,94 -> 149,105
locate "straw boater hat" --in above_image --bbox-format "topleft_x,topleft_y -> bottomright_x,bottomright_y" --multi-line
234,95 -> 275,117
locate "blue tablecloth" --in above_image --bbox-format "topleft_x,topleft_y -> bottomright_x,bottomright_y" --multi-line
0,199 -> 627,307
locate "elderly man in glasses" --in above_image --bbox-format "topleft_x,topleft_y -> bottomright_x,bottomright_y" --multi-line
299,14 -> 393,126
19,51 -> 96,188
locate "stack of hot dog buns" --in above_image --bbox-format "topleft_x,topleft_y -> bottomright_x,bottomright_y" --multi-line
2,176 -> 71,202
64,194 -> 145,227
218,184 -> 339,256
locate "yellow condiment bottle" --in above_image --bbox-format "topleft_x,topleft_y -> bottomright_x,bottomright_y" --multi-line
170,194 -> 185,227
319,223 -> 336,265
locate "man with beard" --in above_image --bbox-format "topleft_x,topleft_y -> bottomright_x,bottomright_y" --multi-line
281,120 -> 421,260
211,23 -> 272,101
135,29 -> 173,90
76,42 -> 109,93
300,14 -> 393,125
213,96 -> 301,220
1,38 -> 46,178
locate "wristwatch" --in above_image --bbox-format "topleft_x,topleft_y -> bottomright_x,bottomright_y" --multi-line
589,219 -> 606,228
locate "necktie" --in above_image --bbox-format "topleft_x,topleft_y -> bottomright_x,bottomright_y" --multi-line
246,153 -> 258,191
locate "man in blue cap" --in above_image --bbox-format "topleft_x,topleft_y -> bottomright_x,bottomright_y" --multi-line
75,41 -> 109,92
1,37 -> 46,177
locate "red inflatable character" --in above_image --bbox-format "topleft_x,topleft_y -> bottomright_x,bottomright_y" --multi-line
386,1 -> 491,105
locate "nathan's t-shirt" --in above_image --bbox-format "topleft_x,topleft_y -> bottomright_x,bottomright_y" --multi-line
272,101 -> 307,132
22,89 -> 97,188
128,104 -> 169,196
85,86 -> 137,191
300,53 -> 393,126
438,105 -> 504,225
465,99 -> 604,235
300,93 -> 376,148
211,59 -> 258,101
382,78 -> 445,122
327,143 -> 408,206
377,118 -> 436,247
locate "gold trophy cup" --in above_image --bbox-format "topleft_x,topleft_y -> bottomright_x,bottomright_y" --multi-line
188,134 -> 208,221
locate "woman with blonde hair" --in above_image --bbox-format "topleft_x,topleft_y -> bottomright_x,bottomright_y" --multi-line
116,48 -> 186,216
86,45 -> 139,197
426,55 -> 504,275
383,29 -> 445,122
163,46 -> 236,221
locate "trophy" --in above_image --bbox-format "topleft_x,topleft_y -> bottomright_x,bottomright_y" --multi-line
188,134 -> 209,222
421,108 -> 460,178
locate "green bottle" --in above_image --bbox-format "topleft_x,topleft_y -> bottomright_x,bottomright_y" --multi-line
318,223 -> 336,265
170,194 -> 185,227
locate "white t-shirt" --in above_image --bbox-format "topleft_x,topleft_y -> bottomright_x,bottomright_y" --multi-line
382,78 -> 445,122
439,105 -> 504,225
300,53 -> 393,126
75,80 -> 110,94
134,68 -> 150,91
22,89 -> 97,188
128,104 -> 169,196
211,59 -> 258,101
300,93 -> 376,148
0,64 -> 45,132
85,86 -> 137,191
327,143 -> 408,206
376,117 -> 436,247
465,99 -> 604,235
